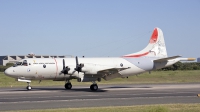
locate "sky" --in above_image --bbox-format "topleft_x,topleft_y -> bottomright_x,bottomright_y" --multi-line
0,0 -> 200,58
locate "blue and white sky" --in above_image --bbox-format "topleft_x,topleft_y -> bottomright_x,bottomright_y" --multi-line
0,0 -> 199,58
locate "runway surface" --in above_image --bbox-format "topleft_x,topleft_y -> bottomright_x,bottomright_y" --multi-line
0,83 -> 200,111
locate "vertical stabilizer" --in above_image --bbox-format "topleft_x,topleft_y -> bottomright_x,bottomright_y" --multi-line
123,27 -> 167,58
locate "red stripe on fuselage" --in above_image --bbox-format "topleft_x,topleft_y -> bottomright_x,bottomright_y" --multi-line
123,52 -> 149,58
54,58 -> 58,79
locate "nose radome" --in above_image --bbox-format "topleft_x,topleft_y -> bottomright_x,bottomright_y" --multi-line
4,68 -> 12,76
4,69 -> 9,76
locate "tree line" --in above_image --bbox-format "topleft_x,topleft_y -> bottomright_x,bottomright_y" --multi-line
159,62 -> 200,71
0,62 -> 200,72
0,63 -> 14,72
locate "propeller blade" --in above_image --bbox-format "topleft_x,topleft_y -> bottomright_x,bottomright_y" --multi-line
74,56 -> 84,74
76,56 -> 78,66
60,59 -> 70,75
63,59 -> 65,70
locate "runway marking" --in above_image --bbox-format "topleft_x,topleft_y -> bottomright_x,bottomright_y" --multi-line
0,96 -> 196,104
0,91 -> 197,100
0,90 -> 58,94
103,86 -> 200,91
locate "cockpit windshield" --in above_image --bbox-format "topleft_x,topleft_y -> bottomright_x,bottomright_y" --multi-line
13,60 -> 28,67
13,62 -> 22,67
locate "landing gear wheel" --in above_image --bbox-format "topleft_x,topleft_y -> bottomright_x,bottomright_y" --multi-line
90,84 -> 98,91
26,86 -> 32,90
65,83 -> 72,89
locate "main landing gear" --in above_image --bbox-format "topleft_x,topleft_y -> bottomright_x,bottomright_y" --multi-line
65,81 -> 72,89
26,82 -> 32,90
90,82 -> 98,91
64,81 -> 98,91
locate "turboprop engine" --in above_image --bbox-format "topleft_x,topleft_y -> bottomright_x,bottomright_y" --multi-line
60,57 -> 102,82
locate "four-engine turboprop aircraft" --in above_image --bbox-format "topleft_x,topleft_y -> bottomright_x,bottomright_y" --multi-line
4,28 -> 195,91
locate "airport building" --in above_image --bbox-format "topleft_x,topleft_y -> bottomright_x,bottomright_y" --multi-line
197,58 -> 200,63
0,55 -> 72,66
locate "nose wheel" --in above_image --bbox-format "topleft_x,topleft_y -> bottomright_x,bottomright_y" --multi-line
90,84 -> 98,91
26,82 -> 32,90
26,86 -> 32,90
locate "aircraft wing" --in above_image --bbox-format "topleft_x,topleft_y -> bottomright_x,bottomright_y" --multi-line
153,56 -> 181,62
97,67 -> 129,74
97,67 -> 130,81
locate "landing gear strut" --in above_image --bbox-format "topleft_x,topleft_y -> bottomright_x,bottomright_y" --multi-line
65,81 -> 72,89
26,82 -> 32,90
90,82 -> 98,91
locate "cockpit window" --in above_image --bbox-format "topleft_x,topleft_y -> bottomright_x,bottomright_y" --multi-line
13,62 -> 22,67
22,60 -> 28,66
13,60 -> 29,67
16,62 -> 22,65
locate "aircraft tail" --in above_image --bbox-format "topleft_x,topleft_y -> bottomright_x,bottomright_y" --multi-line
123,27 -> 167,58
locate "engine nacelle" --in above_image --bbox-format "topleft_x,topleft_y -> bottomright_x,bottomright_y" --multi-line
77,77 -> 97,82
81,67 -> 97,74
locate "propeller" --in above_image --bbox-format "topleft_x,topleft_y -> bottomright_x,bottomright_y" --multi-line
74,56 -> 84,73
60,59 -> 70,75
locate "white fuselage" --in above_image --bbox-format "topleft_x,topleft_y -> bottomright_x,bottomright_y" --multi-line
5,57 -> 152,81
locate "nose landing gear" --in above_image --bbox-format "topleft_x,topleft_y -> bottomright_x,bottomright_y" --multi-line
26,82 -> 32,90
17,79 -> 32,90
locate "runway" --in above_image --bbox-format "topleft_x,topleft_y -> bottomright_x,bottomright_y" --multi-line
0,83 -> 200,111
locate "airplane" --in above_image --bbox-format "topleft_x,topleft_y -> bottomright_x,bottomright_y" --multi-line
4,27 -> 195,91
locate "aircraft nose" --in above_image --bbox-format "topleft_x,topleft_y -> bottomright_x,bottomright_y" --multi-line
4,68 -> 14,77
4,68 -> 10,76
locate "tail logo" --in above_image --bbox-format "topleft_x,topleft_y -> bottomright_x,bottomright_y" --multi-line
149,28 -> 158,44
123,27 -> 167,58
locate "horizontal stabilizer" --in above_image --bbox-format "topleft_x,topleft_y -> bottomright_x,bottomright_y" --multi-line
154,56 -> 181,62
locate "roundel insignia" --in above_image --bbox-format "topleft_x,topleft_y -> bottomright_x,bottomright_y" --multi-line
120,63 -> 123,67
27,68 -> 31,72
43,64 -> 46,68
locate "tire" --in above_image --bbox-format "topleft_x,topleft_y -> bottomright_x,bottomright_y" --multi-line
90,84 -> 98,91
65,83 -> 72,89
93,84 -> 98,91
26,86 -> 32,90
90,85 -> 94,90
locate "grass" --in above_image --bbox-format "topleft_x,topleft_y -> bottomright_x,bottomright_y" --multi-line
0,70 -> 200,87
5,104 -> 200,112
